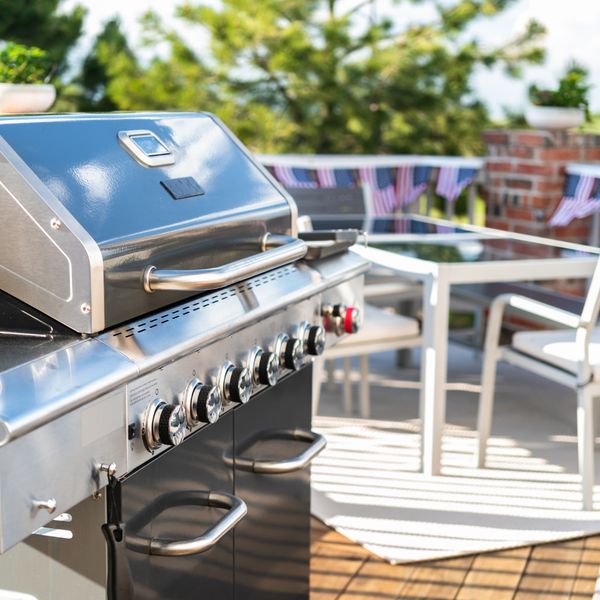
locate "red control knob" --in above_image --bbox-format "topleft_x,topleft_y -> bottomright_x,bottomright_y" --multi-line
344,306 -> 361,334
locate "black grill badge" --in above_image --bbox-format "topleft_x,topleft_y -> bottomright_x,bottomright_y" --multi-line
160,176 -> 205,200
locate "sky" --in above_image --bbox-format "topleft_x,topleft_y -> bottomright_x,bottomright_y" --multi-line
61,0 -> 600,120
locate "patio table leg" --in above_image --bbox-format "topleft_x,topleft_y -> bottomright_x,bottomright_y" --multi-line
420,271 -> 449,476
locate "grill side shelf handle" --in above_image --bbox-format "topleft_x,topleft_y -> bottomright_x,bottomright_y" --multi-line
143,234 -> 307,293
126,490 -> 247,557
227,429 -> 327,474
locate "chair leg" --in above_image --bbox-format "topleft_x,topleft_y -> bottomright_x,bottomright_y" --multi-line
312,357 -> 325,419
476,348 -> 499,468
342,357 -> 353,415
359,354 -> 370,418
577,387 -> 595,510
595,396 -> 600,448
325,359 -> 336,391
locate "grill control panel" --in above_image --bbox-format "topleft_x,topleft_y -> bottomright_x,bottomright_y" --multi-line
126,278 -> 362,472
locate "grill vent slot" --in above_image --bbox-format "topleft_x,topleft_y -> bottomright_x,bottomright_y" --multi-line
111,264 -> 297,338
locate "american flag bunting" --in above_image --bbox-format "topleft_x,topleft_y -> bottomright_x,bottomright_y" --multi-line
316,168 -> 355,188
273,165 -> 318,188
576,180 -> 600,219
435,167 -> 477,202
396,165 -> 431,207
548,174 -> 597,226
358,167 -> 397,215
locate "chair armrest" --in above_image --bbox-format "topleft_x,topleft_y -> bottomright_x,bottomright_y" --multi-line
483,293 -> 580,362
486,293 -> 594,385
493,293 -> 581,329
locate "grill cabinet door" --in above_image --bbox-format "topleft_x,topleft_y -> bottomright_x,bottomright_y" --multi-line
120,411 -> 235,600
234,366 -> 312,600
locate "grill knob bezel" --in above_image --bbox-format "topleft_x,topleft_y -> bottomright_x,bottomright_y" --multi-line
297,321 -> 327,356
185,378 -> 222,424
303,323 -> 326,356
142,398 -> 187,451
276,333 -> 304,371
220,362 -> 253,404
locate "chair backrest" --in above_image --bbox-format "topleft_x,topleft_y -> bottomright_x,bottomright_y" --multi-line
285,187 -> 371,230
580,256 -> 600,330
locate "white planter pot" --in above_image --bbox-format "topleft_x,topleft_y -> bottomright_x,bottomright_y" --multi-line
525,104 -> 585,129
0,83 -> 56,114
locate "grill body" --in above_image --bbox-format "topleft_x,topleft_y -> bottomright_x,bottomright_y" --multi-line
0,112 -> 368,599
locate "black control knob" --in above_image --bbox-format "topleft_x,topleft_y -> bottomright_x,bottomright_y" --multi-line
305,325 -> 326,356
257,351 -> 279,386
189,382 -> 222,424
225,365 -> 253,404
284,337 -> 304,370
331,304 -> 346,318
157,403 -> 187,447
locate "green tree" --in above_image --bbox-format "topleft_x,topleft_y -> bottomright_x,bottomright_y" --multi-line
77,14 -> 225,114
76,18 -> 135,111
0,0 -> 85,74
80,0 -> 546,155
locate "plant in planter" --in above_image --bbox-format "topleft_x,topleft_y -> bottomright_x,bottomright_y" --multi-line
526,63 -> 591,129
0,43 -> 56,113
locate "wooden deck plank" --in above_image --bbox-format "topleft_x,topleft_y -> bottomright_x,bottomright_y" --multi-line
310,519 -> 369,599
513,539 -> 585,600
395,556 -> 475,599
337,558 -> 415,599
455,546 -> 531,600
310,520 -> 600,600
570,537 -> 600,599
310,555 -> 366,600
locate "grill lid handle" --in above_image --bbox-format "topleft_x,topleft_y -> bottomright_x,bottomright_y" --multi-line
143,233 -> 307,293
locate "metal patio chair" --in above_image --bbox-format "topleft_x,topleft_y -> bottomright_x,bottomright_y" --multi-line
476,256 -> 600,509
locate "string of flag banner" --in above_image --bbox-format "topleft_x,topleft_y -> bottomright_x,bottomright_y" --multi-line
549,169 -> 600,227
268,163 -> 479,216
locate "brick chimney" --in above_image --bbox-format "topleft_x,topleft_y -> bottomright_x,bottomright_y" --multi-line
483,129 -> 600,246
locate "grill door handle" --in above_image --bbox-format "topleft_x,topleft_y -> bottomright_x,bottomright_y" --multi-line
234,429 -> 326,474
127,491 -> 247,557
143,234 -> 307,293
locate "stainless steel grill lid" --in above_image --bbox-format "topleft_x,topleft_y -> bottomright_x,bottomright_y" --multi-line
0,113 -> 298,333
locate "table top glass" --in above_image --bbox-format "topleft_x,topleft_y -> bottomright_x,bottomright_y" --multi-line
311,215 -> 474,235
310,215 -> 598,264
370,237 -> 597,263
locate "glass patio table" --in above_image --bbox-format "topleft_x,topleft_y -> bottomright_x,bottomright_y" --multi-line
344,215 -> 600,476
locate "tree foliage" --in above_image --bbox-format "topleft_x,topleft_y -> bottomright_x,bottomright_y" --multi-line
0,0 -> 85,74
83,1 -> 545,155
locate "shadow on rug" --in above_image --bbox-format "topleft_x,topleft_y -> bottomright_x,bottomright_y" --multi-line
311,415 -> 600,564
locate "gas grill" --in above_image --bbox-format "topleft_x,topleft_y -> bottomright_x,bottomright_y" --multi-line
0,113 -> 367,599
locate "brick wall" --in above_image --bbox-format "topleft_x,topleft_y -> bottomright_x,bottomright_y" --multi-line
483,129 -> 600,294
484,129 -> 600,243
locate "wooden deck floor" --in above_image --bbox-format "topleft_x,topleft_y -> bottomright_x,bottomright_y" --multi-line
310,518 -> 600,599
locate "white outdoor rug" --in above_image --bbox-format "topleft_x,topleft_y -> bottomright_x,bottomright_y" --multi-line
311,415 -> 600,564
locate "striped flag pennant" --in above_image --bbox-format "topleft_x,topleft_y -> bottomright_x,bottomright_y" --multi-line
396,165 -> 431,207
273,165 -> 318,188
574,178 -> 600,220
548,174 -> 596,226
358,167 -> 397,215
316,168 -> 355,188
435,166 -> 477,202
